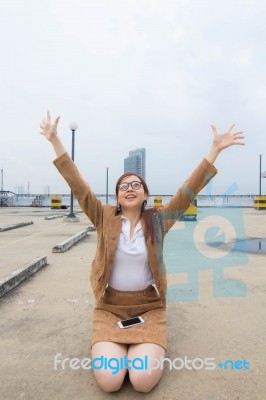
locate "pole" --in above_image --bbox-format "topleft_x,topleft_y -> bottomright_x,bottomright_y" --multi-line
0,168 -> 3,207
71,129 -> 75,162
259,154 -> 262,196
106,167 -> 109,204
69,129 -> 76,217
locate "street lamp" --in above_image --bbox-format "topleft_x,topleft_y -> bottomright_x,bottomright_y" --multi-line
68,122 -> 78,218
259,154 -> 262,196
1,168 -> 3,192
106,167 -> 109,204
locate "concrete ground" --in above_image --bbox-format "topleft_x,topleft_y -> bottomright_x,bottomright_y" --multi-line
0,206 -> 265,400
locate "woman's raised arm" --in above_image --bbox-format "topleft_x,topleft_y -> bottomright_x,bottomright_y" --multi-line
158,123 -> 245,233
39,110 -> 104,227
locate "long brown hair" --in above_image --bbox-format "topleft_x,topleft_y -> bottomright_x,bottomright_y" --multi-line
115,172 -> 157,244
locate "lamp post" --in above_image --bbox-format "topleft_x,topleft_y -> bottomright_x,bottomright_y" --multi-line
106,167 -> 109,204
68,122 -> 78,218
0,168 -> 3,207
259,154 -> 262,196
1,168 -> 3,192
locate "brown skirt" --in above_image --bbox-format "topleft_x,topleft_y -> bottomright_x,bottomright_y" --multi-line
91,284 -> 167,350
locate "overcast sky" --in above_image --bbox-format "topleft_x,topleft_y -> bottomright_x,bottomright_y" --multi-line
0,0 -> 265,196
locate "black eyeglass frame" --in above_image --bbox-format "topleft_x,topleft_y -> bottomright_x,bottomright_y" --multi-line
118,181 -> 143,191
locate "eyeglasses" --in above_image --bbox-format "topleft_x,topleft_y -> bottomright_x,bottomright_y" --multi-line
118,181 -> 143,191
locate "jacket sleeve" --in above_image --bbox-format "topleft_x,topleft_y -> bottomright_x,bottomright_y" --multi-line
53,152 -> 103,227
158,158 -> 217,234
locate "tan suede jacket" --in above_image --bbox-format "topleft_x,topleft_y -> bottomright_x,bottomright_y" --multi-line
54,153 -> 217,305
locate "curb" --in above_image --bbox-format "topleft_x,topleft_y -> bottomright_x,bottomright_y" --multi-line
0,256 -> 47,298
52,228 -> 91,253
0,221 -> 34,232
44,215 -> 64,220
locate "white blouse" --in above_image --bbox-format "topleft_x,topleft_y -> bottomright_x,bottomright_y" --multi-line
108,215 -> 155,291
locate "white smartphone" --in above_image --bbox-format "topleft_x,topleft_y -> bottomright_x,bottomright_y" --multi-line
117,316 -> 145,329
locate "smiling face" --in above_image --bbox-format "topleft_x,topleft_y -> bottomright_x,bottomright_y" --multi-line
116,174 -> 148,212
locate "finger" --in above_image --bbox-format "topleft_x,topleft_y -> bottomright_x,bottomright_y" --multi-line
54,116 -> 60,126
211,124 -> 218,135
232,141 -> 245,145
234,135 -> 245,140
228,124 -> 235,132
233,131 -> 244,136
47,110 -> 51,123
233,133 -> 245,144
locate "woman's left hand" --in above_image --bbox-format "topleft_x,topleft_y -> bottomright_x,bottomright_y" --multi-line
205,124 -> 245,164
211,124 -> 245,152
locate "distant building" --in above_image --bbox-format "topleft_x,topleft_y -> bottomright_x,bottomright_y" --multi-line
43,185 -> 50,195
124,148 -> 146,179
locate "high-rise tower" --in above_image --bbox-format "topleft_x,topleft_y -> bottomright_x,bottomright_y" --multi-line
124,148 -> 146,179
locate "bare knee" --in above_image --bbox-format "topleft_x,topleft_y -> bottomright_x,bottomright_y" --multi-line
94,370 -> 126,392
129,370 -> 162,393
91,341 -> 128,392
127,342 -> 165,392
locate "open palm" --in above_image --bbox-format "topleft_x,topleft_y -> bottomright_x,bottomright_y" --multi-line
211,124 -> 245,151
40,110 -> 60,142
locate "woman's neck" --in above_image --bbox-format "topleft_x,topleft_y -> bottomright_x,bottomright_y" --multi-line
121,209 -> 141,227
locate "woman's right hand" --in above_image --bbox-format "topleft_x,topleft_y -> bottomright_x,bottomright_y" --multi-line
40,110 -> 60,142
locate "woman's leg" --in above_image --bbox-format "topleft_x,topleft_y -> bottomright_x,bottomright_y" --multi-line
91,341 -> 128,392
127,343 -> 166,393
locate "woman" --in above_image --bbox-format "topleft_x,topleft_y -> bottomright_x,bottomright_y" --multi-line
40,111 -> 244,392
